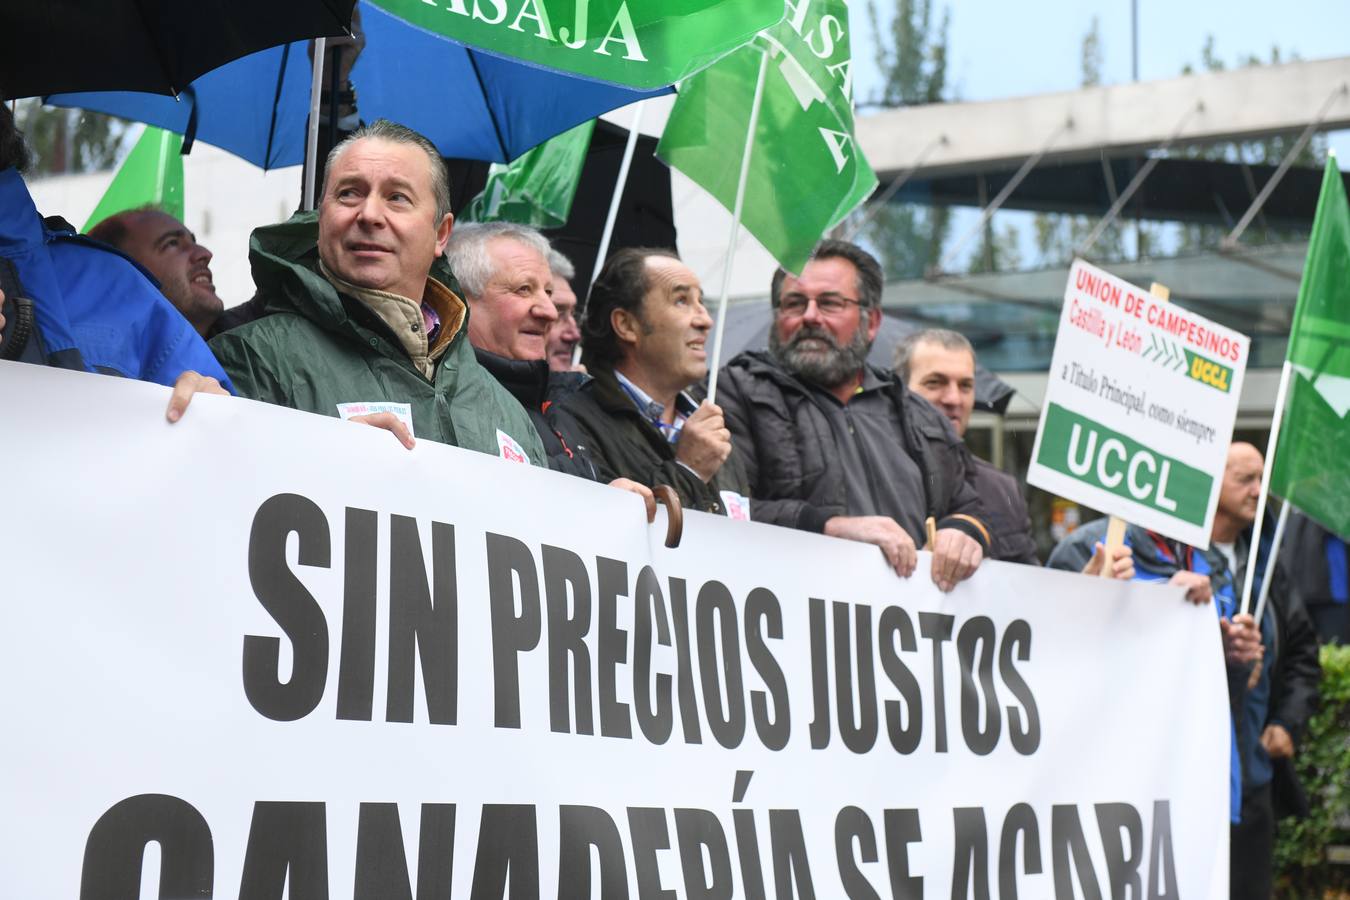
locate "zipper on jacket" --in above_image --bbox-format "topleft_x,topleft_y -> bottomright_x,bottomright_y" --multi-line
844,403 -> 887,517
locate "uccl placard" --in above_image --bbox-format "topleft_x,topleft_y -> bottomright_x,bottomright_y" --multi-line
1028,259 -> 1250,548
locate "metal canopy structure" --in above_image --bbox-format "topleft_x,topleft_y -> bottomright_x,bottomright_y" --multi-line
857,57 -> 1350,180
875,157 -> 1350,229
837,55 -> 1350,405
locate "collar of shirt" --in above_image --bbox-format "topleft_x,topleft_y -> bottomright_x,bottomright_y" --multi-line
614,370 -> 698,444
421,302 -> 441,343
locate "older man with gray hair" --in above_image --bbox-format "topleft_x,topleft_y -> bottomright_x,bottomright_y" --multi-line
447,222 -> 656,514
545,248 -> 583,372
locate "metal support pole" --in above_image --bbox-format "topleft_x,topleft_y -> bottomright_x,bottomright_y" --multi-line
302,38 -> 327,212
935,119 -> 1072,275
1131,0 -> 1139,82
1076,101 -> 1203,256
1222,83 -> 1349,249
1100,152 -> 1120,205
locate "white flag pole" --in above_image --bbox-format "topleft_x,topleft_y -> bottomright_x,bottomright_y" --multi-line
705,46 -> 770,406
572,100 -> 648,367
1252,501 -> 1292,628
302,38 -> 327,212
1239,358 -> 1295,617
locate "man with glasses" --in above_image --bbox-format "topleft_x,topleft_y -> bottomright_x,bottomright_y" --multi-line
717,240 -> 989,591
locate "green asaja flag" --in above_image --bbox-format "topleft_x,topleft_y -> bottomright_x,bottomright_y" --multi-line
365,0 -> 784,89
84,126 -> 184,233
1269,155 -> 1350,539
462,120 -> 594,228
657,0 -> 877,274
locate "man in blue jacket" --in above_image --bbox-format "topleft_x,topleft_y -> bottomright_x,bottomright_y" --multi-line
0,98 -> 231,407
1048,442 -> 1320,900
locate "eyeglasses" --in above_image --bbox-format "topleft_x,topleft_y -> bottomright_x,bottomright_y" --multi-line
777,294 -> 863,318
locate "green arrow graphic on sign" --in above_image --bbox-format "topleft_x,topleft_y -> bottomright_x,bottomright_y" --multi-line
1144,335 -> 1188,372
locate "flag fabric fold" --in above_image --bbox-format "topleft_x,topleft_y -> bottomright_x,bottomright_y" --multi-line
83,126 -> 184,232
656,0 -> 877,274
462,120 -> 594,228
1269,157 -> 1350,539
365,0 -> 784,89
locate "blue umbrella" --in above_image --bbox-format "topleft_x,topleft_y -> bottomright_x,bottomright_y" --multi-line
48,2 -> 668,170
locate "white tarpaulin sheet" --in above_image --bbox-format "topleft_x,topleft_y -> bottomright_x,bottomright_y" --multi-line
0,361 -> 1229,898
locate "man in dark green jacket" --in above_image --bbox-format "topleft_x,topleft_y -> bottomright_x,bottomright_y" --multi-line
207,120 -> 545,465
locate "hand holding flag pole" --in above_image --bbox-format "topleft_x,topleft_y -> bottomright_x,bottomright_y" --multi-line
1240,148 -> 1349,620
1239,358 -> 1293,620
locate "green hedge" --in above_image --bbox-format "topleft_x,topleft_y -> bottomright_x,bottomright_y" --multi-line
1275,643 -> 1350,896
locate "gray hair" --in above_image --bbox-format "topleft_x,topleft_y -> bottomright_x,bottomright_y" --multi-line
444,221 -> 552,298
893,328 -> 975,381
324,119 -> 453,223
548,248 -> 575,281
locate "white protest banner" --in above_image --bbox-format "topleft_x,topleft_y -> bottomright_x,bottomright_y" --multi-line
1028,259 -> 1251,548
1,361 -> 1229,898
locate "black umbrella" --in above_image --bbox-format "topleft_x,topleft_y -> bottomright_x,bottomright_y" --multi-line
716,303 -> 1017,415
1,0 -> 355,100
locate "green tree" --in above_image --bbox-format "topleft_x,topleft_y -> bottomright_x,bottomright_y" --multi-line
969,220 -> 1023,274
1274,644 -> 1350,893
848,0 -> 953,279
1080,13 -> 1103,88
12,100 -> 125,175
864,0 -> 949,108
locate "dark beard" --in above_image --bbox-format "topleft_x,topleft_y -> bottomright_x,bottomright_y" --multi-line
769,323 -> 871,388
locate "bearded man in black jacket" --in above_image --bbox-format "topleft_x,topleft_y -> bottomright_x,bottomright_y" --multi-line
717,240 -> 989,592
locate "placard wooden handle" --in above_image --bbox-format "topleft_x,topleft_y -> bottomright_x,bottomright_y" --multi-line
652,484 -> 683,548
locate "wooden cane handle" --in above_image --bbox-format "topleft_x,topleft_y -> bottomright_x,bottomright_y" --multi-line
652,485 -> 683,548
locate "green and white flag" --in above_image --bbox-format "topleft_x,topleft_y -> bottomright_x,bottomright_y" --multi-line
1269,157 -> 1350,539
657,0 -> 877,274
365,0 -> 784,89
84,126 -> 184,233
463,120 -> 594,228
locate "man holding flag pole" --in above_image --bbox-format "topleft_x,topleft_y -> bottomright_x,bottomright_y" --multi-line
1225,150 -> 1349,900
1244,150 -> 1350,628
